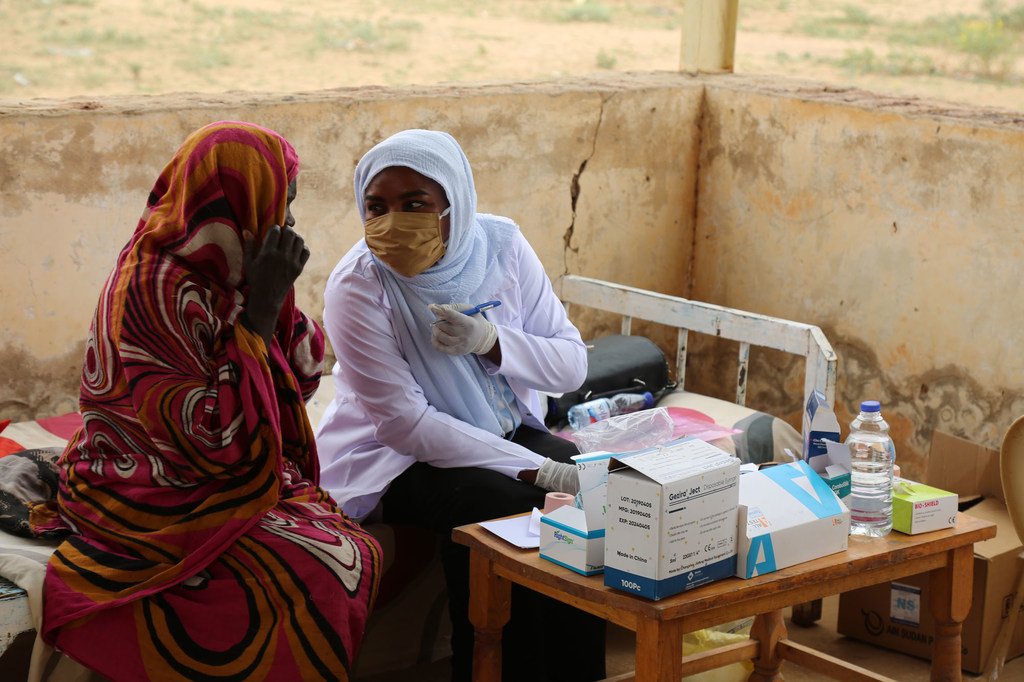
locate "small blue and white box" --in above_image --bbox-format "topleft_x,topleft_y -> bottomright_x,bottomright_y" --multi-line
539,505 -> 605,576
603,437 -> 740,600
736,460 -> 850,579
539,448 -> 639,575
802,390 -> 840,470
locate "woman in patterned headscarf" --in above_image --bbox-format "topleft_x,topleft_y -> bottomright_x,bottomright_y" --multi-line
37,121 -> 381,681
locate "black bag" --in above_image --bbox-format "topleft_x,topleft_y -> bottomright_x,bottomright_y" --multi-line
545,334 -> 674,427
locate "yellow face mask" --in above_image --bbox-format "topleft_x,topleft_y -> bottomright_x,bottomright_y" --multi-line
364,207 -> 450,278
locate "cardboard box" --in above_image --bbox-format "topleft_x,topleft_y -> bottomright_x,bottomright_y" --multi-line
736,460 -> 850,579
603,437 -> 739,600
892,479 -> 958,535
838,431 -> 1023,673
539,448 -> 621,575
813,439 -> 853,500
802,389 -> 840,470
539,505 -> 605,576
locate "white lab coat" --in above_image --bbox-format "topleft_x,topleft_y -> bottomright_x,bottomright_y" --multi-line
316,231 -> 587,519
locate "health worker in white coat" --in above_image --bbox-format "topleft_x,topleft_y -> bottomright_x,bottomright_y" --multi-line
316,129 -> 605,682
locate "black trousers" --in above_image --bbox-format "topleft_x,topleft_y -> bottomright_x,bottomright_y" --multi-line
381,426 -> 607,682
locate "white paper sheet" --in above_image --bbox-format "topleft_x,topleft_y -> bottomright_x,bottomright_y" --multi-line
479,508 -> 543,549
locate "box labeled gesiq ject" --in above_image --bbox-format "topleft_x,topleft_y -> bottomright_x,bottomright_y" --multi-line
604,437 -> 739,600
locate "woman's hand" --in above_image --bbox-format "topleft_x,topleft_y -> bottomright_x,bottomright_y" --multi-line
242,225 -> 310,346
530,458 -> 579,495
429,303 -> 498,357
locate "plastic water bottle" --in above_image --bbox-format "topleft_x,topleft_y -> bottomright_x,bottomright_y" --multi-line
846,400 -> 896,537
567,392 -> 654,430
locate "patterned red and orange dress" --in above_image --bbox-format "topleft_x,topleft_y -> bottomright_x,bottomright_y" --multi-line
36,122 -> 381,681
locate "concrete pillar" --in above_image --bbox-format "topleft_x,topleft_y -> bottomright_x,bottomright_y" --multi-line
680,0 -> 739,73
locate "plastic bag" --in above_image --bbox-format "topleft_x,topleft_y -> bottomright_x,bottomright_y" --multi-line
682,624 -> 754,682
569,407 -> 674,454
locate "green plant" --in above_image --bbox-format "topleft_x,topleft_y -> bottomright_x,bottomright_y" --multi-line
310,18 -> 414,54
987,0 -> 1024,31
178,46 -> 231,71
1000,5 -> 1024,31
382,18 -> 423,32
233,9 -> 285,28
797,17 -> 869,40
596,49 -> 616,69
191,3 -> 225,21
887,16 -> 963,49
836,47 -> 879,74
833,47 -> 937,77
559,1 -> 611,24
882,50 -> 937,76
957,18 -> 1015,76
70,27 -> 145,47
841,4 -> 877,26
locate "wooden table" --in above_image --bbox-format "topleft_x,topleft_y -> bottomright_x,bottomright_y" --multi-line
453,513 -> 996,682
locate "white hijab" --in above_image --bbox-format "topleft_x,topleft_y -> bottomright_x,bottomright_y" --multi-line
354,129 -> 518,435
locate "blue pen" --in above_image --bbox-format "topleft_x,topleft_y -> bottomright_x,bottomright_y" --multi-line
463,300 -> 501,316
431,300 -> 501,325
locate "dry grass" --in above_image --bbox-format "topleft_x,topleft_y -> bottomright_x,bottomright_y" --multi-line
4,0 -> 1024,110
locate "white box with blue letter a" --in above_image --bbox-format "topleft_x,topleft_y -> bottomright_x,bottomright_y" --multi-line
603,438 -> 740,600
736,460 -> 850,579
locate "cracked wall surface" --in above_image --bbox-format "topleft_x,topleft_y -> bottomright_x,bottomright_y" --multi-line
4,72 -> 1020,476
690,76 -> 1024,478
0,73 -> 702,420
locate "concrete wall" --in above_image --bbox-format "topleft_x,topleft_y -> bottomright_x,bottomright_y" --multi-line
690,76 -> 1024,477
3,72 -> 1023,478
0,74 -> 701,420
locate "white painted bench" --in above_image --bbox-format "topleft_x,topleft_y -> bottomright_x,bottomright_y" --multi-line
557,275 -> 837,420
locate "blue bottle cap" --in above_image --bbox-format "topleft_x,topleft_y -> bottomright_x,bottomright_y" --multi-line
860,400 -> 881,413
643,392 -> 654,408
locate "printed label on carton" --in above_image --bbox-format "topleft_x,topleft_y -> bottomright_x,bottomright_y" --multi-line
892,479 -> 958,535
604,438 -> 740,600
736,460 -> 850,579
890,582 -> 922,627
803,390 -> 840,464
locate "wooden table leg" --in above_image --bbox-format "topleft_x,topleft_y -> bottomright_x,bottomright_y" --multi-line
930,545 -> 973,682
635,618 -> 684,682
748,610 -> 787,682
468,550 -> 511,682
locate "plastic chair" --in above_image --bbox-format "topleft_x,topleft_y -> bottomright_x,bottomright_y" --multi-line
985,415 -> 1024,680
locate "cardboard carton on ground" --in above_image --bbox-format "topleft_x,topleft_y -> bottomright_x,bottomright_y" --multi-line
736,460 -> 850,579
539,448 -> 624,575
838,431 -> 1022,673
603,437 -> 739,600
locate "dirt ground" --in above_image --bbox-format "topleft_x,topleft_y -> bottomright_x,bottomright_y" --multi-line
5,0 -> 1024,112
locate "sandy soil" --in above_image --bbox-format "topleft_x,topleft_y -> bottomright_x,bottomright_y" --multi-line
4,0 -> 1024,112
